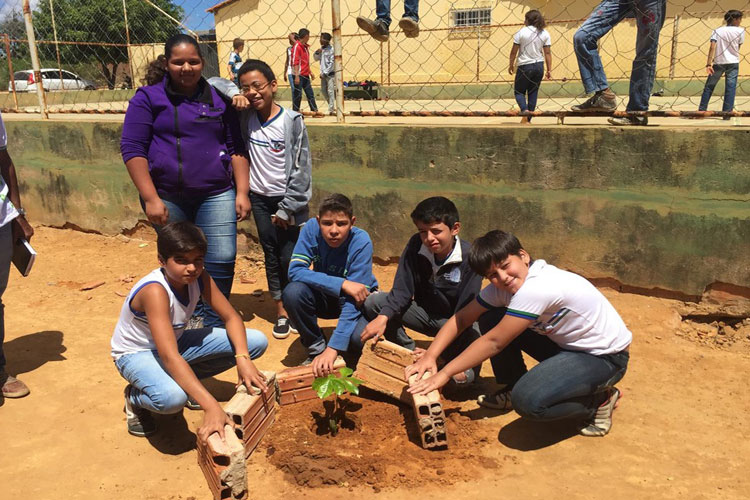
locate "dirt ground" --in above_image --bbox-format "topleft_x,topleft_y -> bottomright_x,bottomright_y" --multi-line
1,226 -> 749,500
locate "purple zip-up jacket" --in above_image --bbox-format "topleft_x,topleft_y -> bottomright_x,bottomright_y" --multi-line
120,77 -> 246,197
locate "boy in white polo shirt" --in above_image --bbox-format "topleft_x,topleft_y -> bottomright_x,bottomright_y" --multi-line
407,230 -> 632,437
698,10 -> 745,115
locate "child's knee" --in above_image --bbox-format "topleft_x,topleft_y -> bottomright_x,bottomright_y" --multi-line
362,291 -> 386,319
150,388 -> 188,414
282,281 -> 311,307
510,386 -> 546,421
573,29 -> 593,51
246,329 -> 268,358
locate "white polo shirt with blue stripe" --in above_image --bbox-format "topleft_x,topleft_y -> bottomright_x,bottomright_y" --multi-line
247,107 -> 287,196
477,259 -> 632,355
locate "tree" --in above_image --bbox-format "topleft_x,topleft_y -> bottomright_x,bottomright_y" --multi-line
31,0 -> 183,88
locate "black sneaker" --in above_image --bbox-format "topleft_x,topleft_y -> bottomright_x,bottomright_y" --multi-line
124,385 -> 157,437
398,17 -> 419,38
356,16 -> 389,42
273,316 -> 292,339
185,397 -> 202,411
301,356 -> 314,366
608,115 -> 648,126
571,91 -> 617,111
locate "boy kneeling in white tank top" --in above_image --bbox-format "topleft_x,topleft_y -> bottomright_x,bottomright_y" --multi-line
407,230 -> 631,437
111,221 -> 268,441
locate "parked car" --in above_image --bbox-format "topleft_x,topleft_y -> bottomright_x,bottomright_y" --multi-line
7,69 -> 96,92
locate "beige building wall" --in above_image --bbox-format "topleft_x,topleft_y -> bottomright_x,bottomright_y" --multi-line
209,0 -> 740,87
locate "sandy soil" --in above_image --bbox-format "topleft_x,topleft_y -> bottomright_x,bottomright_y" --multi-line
1,226 -> 749,500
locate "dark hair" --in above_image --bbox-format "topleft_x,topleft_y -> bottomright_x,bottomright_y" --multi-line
525,10 -> 546,30
410,196 -> 459,227
468,230 -> 525,276
321,32 -> 332,42
289,32 -> 298,43
725,10 -> 743,25
157,221 -> 208,260
233,37 -> 244,49
298,28 -> 310,38
237,59 -> 276,83
318,193 -> 353,218
143,34 -> 202,86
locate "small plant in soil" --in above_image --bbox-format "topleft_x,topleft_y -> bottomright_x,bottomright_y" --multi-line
312,367 -> 364,436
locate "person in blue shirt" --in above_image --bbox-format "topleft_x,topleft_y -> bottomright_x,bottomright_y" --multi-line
283,193 -> 378,376
227,38 -> 245,86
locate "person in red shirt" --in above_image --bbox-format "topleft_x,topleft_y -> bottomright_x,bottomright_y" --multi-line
291,28 -> 319,113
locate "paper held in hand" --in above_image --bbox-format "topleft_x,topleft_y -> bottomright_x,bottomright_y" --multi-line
12,238 -> 36,277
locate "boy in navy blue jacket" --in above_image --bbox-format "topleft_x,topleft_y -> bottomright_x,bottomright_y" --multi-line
361,196 -> 503,384
283,193 -> 378,376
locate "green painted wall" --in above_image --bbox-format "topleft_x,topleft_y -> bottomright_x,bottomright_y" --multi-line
4,120 -> 749,295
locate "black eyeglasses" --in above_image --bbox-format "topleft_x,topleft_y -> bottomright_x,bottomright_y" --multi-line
240,81 -> 271,93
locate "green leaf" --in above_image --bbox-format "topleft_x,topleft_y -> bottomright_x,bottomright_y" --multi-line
329,378 -> 346,396
348,376 -> 365,387
338,366 -> 354,377
312,375 -> 335,399
341,378 -> 360,395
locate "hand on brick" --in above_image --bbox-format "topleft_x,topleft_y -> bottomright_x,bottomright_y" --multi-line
311,347 -> 339,378
198,403 -> 233,444
404,354 -> 438,384
341,280 -> 370,305
407,370 -> 450,396
236,357 -> 267,394
361,315 -> 388,343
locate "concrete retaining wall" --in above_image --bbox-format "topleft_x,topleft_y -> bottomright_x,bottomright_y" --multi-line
4,119 -> 748,296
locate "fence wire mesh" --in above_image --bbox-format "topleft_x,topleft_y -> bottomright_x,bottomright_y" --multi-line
1,0 -> 749,119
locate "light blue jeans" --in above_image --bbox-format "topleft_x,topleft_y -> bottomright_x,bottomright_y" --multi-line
573,0 -> 666,111
149,188 -> 237,328
0,223 -> 11,369
376,0 -> 419,27
115,327 -> 268,414
699,63 -> 739,112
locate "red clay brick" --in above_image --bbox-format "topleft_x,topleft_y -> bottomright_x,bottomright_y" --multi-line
196,424 -> 248,499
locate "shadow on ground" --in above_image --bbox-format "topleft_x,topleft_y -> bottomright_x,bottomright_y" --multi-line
497,417 -> 579,450
3,330 -> 67,376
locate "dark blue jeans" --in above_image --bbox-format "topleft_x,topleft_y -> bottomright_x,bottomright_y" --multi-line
699,63 -> 739,112
147,188 -> 237,328
249,192 -> 299,301
0,223 -> 11,369
376,0 -> 419,26
292,76 -> 318,112
573,0 -> 666,111
495,329 -> 629,422
282,281 -> 368,365
514,62 -> 545,118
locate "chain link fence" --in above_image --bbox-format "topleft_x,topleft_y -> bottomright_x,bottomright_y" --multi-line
1,0 -> 749,120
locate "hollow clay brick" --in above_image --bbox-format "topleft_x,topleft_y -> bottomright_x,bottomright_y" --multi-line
276,359 -> 346,392
408,373 -> 448,449
197,424 -> 248,500
355,340 -> 414,403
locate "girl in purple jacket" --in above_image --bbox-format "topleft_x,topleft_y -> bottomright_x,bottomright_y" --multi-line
121,34 -> 250,328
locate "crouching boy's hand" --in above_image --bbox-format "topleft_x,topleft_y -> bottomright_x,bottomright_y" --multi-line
407,370 -> 450,396
404,353 -> 439,384
236,356 -> 268,394
311,347 -> 339,377
361,314 -> 388,343
341,280 -> 370,305
198,403 -> 233,444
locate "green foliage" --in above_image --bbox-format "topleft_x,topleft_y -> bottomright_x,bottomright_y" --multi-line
312,367 -> 363,400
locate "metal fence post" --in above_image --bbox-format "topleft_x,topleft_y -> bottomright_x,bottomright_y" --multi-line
23,0 -> 47,118
669,15 -> 680,80
123,0 -> 135,88
4,34 -> 19,110
331,0 -> 345,123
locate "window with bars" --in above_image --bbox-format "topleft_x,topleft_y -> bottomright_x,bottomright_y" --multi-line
452,8 -> 492,27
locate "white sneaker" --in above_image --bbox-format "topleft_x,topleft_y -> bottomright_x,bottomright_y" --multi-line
579,388 -> 621,437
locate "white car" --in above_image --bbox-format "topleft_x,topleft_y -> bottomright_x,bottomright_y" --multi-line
8,69 -> 97,92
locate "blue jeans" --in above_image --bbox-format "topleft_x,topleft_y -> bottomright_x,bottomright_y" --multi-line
292,76 -> 318,112
699,63 -> 739,112
250,192 -> 300,301
115,327 -> 268,414
495,329 -> 629,422
376,0 -> 419,26
282,281 -> 368,364
0,223 -> 11,369
148,188 -> 237,328
514,62 -> 545,118
573,0 -> 666,111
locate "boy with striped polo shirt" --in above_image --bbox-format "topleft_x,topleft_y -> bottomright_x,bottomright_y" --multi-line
407,230 -> 632,437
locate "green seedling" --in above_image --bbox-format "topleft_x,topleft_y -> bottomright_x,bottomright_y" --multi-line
312,367 -> 364,435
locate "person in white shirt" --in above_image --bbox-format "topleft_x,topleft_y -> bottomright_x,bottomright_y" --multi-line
0,110 -> 34,399
283,32 -> 297,89
314,33 -> 336,115
407,230 -> 632,437
508,10 -> 552,124
698,10 -> 745,115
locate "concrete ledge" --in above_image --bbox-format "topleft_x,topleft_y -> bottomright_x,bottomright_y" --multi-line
4,119 -> 748,295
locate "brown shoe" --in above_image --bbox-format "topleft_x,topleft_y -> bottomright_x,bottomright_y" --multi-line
1,371 -> 30,398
